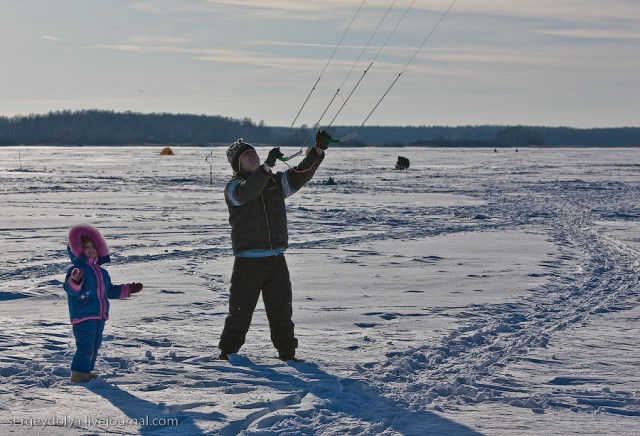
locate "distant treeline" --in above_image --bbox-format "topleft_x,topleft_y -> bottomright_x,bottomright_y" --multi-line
0,110 -> 639,147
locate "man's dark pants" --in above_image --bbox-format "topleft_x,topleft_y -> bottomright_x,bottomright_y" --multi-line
219,253 -> 298,359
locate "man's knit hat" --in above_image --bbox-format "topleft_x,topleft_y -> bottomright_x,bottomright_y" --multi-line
226,138 -> 255,173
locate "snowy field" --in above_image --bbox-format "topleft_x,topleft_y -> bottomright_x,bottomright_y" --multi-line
1,145 -> 639,435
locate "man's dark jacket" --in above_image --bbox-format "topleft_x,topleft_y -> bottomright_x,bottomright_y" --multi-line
224,148 -> 324,254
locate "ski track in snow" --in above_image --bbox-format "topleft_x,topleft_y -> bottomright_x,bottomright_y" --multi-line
364,183 -> 640,417
0,147 -> 639,434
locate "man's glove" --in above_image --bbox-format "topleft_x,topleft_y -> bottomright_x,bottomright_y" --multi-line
315,130 -> 332,150
265,147 -> 284,167
130,283 -> 144,294
71,268 -> 84,285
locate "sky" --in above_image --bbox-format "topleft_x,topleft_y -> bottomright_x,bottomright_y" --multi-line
1,0 -> 639,128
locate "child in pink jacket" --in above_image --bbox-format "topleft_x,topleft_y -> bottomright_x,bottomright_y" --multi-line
63,225 -> 143,383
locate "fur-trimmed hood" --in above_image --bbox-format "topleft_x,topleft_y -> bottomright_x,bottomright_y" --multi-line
67,225 -> 111,265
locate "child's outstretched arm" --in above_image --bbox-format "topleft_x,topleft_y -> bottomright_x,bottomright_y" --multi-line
101,268 -> 144,299
108,282 -> 144,299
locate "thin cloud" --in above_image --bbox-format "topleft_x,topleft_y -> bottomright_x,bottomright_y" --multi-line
97,44 -> 244,57
129,35 -> 196,45
42,35 -> 62,41
535,28 -> 640,41
456,0 -> 640,25
95,42 -> 363,72
99,44 -> 144,52
128,0 -> 640,24
93,39 -> 600,76
190,52 -> 351,72
93,35 -> 198,53
128,0 -> 337,19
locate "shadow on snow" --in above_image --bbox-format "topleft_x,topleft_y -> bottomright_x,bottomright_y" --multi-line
214,354 -> 481,435
86,379 -> 224,435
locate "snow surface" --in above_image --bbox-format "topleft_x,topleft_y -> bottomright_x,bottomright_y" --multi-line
0,146 -> 639,435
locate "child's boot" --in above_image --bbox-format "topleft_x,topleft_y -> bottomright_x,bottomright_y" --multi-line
70,371 -> 91,383
88,371 -> 98,379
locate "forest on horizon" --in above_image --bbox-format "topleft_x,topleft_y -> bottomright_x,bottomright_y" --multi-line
1,110 -> 639,147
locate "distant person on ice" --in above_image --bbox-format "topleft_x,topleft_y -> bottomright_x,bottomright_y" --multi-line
218,130 -> 331,362
63,225 -> 143,383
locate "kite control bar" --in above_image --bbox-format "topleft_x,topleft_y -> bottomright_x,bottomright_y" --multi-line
279,130 -> 342,162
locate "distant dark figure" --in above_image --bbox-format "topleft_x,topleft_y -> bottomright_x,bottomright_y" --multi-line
322,177 -> 337,185
395,156 -> 410,170
494,149 -> 498,153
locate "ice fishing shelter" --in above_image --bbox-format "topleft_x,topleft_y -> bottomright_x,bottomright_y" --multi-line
160,147 -> 174,155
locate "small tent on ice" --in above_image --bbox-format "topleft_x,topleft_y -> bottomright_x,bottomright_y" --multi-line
160,147 -> 174,155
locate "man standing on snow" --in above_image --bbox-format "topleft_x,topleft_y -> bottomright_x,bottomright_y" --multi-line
218,130 -> 332,362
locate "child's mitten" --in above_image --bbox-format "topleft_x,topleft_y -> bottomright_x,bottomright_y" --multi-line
71,268 -> 84,284
130,283 -> 144,294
